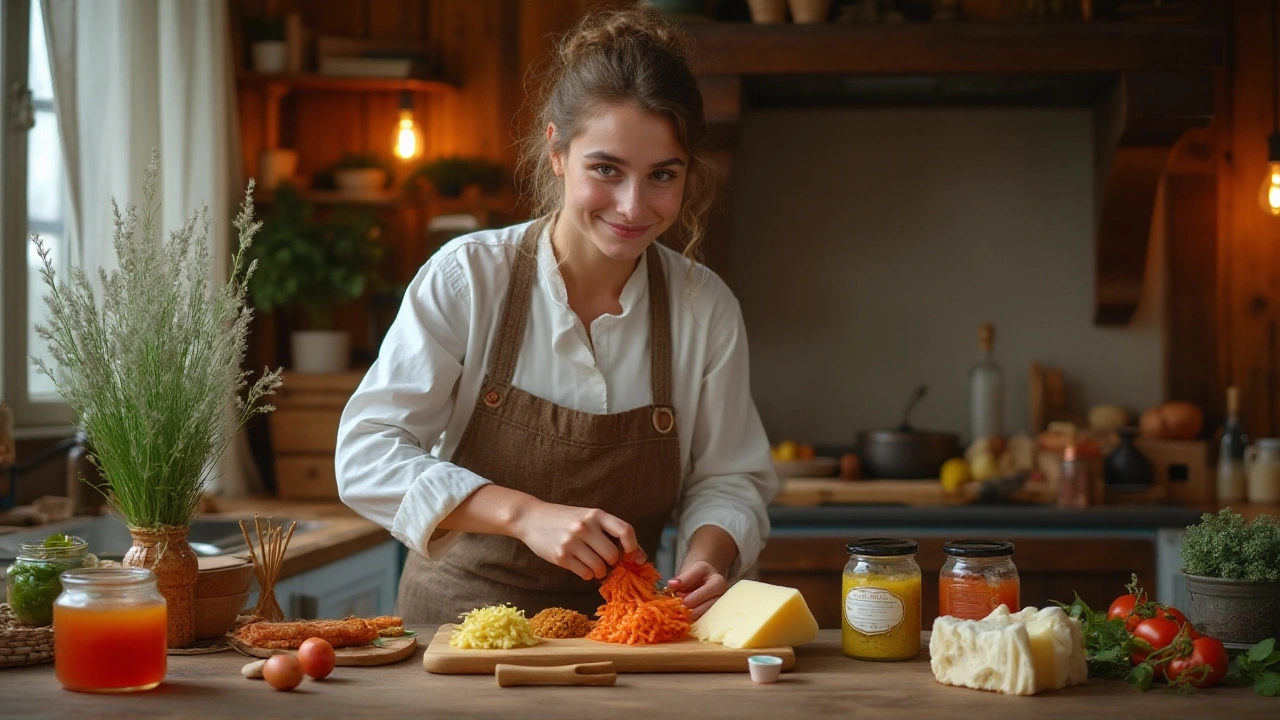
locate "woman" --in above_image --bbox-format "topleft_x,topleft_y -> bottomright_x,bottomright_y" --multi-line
336,6 -> 776,625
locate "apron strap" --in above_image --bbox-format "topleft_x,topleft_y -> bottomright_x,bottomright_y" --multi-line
645,244 -> 674,409
485,217 -> 547,387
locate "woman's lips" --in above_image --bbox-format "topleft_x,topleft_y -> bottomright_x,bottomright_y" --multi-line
601,219 -> 651,240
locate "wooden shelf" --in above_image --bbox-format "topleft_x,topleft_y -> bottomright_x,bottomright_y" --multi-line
237,72 -> 455,94
685,21 -> 1224,76
255,188 -> 401,206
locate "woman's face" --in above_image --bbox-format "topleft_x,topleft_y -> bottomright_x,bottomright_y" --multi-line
549,102 -> 688,262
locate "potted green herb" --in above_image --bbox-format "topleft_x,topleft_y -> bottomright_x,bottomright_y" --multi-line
328,153 -> 392,196
34,152 -> 282,647
407,156 -> 505,198
247,184 -> 383,373
1181,508 -> 1280,644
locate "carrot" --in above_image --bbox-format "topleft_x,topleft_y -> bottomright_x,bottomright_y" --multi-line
587,560 -> 690,645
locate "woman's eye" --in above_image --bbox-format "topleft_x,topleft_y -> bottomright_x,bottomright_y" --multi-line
592,164 -> 617,177
651,170 -> 677,182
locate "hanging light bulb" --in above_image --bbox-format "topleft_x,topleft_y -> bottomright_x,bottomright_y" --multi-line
392,91 -> 423,161
1260,0 -> 1280,215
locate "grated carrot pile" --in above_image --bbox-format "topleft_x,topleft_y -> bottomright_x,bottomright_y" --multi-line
587,560 -> 690,645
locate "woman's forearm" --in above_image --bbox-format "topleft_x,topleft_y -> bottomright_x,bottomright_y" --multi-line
437,483 -> 538,538
680,525 -> 739,577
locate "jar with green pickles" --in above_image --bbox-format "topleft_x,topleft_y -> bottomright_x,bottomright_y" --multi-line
5,534 -> 97,627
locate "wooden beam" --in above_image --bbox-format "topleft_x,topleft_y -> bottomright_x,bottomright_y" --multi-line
687,22 -> 1224,77
1094,71 -> 1216,325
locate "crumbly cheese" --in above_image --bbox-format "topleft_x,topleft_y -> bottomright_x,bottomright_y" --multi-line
929,605 -> 1087,696
449,604 -> 541,649
690,580 -> 818,649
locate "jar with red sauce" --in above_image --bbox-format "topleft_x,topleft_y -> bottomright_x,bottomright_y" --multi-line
939,539 -> 1019,621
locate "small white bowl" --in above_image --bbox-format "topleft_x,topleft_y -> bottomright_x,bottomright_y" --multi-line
748,655 -> 784,684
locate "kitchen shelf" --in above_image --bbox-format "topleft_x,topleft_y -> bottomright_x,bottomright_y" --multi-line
254,188 -> 401,206
237,72 -> 455,94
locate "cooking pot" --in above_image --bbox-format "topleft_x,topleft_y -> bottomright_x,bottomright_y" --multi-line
856,384 -> 961,479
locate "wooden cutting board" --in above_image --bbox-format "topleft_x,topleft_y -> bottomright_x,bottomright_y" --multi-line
229,634 -> 417,666
772,478 -> 959,507
421,624 -> 795,674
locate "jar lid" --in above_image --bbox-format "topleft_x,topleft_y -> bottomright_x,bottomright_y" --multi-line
846,538 -> 918,556
59,567 -> 155,587
943,539 -> 1015,557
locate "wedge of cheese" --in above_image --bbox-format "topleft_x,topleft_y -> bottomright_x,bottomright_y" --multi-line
690,580 -> 818,648
929,605 -> 1087,696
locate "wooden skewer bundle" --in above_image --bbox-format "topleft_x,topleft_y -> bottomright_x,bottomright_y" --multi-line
239,514 -> 296,622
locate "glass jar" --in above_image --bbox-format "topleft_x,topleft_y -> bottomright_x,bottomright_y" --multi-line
5,535 -> 97,627
842,538 -> 921,661
54,568 -> 167,693
939,539 -> 1020,620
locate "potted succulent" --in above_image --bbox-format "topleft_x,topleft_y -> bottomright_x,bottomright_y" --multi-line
1180,508 -> 1280,644
33,151 -> 282,648
407,156 -> 505,199
247,184 -> 383,373
327,153 -> 392,196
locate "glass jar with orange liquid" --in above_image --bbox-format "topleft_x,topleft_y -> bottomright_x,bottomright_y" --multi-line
939,539 -> 1019,620
54,568 -> 167,692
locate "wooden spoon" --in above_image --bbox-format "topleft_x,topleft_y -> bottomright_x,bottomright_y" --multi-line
495,661 -> 617,687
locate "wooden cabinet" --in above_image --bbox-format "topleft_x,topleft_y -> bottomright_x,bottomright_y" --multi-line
268,370 -> 364,499
758,534 -> 1156,630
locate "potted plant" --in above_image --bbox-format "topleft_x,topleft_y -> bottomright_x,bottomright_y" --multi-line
1180,508 -> 1280,644
245,16 -> 287,73
33,152 -> 282,648
407,156 -> 505,199
247,184 -> 383,373
327,153 -> 392,196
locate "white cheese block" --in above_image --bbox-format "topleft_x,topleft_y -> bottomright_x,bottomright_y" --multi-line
929,605 -> 1087,696
690,580 -> 819,648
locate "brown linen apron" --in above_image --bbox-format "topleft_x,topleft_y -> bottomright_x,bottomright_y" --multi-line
395,219 -> 684,624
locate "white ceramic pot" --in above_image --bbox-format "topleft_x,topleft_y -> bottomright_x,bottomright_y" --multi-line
291,331 -> 350,374
334,168 -> 388,194
251,41 -> 288,73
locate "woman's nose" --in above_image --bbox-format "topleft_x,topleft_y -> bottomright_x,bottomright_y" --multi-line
615,180 -> 643,220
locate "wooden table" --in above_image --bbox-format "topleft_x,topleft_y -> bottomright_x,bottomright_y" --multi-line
2,629 -> 1273,719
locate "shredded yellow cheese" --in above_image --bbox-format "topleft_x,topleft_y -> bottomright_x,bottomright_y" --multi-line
449,604 -> 541,649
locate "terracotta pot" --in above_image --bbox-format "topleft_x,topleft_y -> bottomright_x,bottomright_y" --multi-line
788,0 -> 831,23
747,0 -> 787,23
124,525 -> 198,648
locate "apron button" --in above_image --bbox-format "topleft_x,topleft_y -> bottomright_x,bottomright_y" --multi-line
652,407 -> 674,434
483,390 -> 502,407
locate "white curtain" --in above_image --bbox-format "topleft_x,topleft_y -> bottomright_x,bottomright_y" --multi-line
41,0 -> 262,497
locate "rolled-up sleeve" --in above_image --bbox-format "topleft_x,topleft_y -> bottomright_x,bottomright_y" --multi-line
675,293 -> 778,580
335,253 -> 488,558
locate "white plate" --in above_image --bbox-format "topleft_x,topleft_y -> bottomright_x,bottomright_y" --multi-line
773,456 -> 840,479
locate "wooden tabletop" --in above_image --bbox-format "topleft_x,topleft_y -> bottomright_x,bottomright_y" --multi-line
3,629 -> 1273,719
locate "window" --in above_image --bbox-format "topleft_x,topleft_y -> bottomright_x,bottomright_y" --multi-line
2,0 -> 73,430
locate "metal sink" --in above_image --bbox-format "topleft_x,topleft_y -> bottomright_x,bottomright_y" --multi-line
0,514 -> 325,563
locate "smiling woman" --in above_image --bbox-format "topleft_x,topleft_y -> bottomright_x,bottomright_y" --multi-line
336,5 -> 776,628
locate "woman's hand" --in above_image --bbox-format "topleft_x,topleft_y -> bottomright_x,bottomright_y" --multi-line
512,501 -> 645,581
667,560 -> 729,620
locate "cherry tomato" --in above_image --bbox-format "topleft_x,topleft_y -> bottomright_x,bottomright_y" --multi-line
1130,617 -> 1181,664
1108,593 -> 1147,631
1166,636 -> 1229,688
297,637 -> 336,680
262,654 -> 304,691
1153,605 -> 1201,639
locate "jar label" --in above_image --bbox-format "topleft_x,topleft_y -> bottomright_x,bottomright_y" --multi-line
844,586 -> 905,635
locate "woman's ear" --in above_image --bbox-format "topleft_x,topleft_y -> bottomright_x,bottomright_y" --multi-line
547,123 -> 564,177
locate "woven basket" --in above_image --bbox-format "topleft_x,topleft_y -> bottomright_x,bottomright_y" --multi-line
0,603 -> 54,668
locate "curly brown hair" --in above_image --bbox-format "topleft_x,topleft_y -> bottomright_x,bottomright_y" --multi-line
516,4 -> 716,264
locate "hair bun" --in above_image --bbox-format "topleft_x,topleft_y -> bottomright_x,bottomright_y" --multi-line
559,6 -> 690,66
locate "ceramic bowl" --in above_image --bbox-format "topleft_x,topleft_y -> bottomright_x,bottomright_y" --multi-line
195,556 -> 254,599
194,589 -> 252,640
747,655 -> 783,684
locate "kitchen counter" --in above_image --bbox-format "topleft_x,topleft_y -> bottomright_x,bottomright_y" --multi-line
2,629 -> 1273,719
768,502 -> 1207,530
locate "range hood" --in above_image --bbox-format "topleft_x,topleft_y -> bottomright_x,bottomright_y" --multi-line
687,21 -> 1224,325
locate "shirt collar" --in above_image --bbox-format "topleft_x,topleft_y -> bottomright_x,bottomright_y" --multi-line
535,218 -> 650,317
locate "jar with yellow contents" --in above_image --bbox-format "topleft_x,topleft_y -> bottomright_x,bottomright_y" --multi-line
842,538 -> 921,661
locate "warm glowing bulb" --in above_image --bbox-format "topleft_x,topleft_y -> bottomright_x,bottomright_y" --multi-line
393,109 -> 423,161
1260,161 -> 1280,216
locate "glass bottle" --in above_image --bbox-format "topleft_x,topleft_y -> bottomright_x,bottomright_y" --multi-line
5,535 -> 97,627
54,568 -> 167,693
1058,434 -> 1091,508
842,538 -> 921,661
939,540 -> 1020,620
969,323 -> 1004,442
1217,385 -> 1249,503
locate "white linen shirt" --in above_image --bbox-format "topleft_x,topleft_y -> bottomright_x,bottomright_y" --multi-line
335,220 -> 777,579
